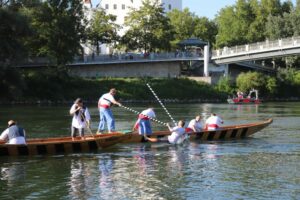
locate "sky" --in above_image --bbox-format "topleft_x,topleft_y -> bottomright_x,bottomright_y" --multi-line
90,0 -> 297,19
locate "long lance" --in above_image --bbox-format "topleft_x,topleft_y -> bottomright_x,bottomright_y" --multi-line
146,83 -> 176,126
119,105 -> 167,126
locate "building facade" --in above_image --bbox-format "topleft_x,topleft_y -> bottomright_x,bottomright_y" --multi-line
83,0 -> 182,54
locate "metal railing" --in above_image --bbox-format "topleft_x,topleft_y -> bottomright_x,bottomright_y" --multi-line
212,36 -> 300,58
73,51 -> 203,64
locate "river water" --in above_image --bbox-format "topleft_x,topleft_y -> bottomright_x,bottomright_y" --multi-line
0,102 -> 299,200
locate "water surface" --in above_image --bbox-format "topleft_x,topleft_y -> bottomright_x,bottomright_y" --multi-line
0,102 -> 299,199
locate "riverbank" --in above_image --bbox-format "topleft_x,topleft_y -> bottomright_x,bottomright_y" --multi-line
2,73 -> 229,104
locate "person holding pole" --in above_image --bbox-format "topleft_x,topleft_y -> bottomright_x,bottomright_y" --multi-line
70,98 -> 91,139
133,108 -> 156,136
97,88 -> 121,134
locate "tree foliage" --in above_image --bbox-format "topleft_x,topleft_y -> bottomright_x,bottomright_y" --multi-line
87,9 -> 119,55
122,0 -> 174,52
236,71 -> 267,94
167,8 -> 217,48
23,0 -> 86,67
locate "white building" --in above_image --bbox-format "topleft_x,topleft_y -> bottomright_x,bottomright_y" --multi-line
83,0 -> 182,54
98,0 -> 182,35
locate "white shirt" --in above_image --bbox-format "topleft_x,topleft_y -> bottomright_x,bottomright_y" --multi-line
70,104 -> 91,129
188,119 -> 202,132
205,116 -> 223,130
141,108 -> 156,118
0,129 -> 26,144
98,93 -> 115,106
167,126 -> 185,144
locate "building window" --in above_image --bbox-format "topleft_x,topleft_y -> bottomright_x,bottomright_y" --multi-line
122,4 -> 125,10
105,4 -> 109,9
113,4 -> 117,9
168,4 -> 172,10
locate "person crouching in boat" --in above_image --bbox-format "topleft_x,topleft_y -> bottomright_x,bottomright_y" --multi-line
145,120 -> 187,145
133,108 -> 156,136
70,98 -> 91,139
97,88 -> 122,134
186,115 -> 202,133
205,113 -> 223,131
0,120 -> 26,144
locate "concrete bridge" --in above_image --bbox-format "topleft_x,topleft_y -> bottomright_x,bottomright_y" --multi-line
20,36 -> 300,79
211,36 -> 300,64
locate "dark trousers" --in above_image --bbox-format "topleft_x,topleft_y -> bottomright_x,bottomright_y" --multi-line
71,126 -> 84,137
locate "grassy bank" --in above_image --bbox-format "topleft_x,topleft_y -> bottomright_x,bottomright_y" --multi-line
6,71 -> 227,103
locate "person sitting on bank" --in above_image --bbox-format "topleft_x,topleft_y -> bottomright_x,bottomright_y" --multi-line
186,115 -> 202,133
205,113 -> 224,131
70,98 -> 91,139
0,120 -> 26,144
97,88 -> 122,134
133,108 -> 156,136
145,120 -> 187,145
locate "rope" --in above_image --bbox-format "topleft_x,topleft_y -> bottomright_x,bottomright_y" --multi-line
146,83 -> 176,125
119,105 -> 168,126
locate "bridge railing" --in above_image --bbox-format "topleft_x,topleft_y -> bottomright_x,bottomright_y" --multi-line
212,36 -> 300,58
73,51 -> 202,64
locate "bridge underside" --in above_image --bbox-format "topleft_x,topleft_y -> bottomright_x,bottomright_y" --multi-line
212,47 -> 300,65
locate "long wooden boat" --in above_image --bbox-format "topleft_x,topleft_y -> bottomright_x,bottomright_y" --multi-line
111,118 -> 273,143
0,133 -> 130,157
0,119 -> 272,156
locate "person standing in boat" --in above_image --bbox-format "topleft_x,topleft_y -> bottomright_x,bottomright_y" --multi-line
205,113 -> 223,131
70,98 -> 91,139
0,120 -> 26,144
186,115 -> 202,133
97,88 -> 122,134
133,108 -> 156,136
145,120 -> 187,145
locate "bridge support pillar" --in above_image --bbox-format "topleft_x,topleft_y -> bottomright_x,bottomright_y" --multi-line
204,45 -> 209,77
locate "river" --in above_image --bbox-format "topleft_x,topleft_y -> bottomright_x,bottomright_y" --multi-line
0,102 -> 299,199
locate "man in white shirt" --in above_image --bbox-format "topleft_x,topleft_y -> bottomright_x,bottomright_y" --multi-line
0,120 -> 26,144
133,108 -> 156,136
97,88 -> 122,134
144,120 -> 187,145
186,115 -> 202,133
70,98 -> 91,139
205,113 -> 224,131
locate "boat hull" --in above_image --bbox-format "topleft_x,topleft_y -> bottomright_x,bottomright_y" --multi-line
227,98 -> 261,104
0,133 -> 129,157
117,118 -> 273,143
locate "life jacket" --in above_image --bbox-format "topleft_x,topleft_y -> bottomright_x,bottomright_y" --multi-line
8,125 -> 25,140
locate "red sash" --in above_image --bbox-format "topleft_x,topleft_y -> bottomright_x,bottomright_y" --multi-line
99,104 -> 110,109
138,114 -> 149,120
208,124 -> 219,128
185,127 -> 193,132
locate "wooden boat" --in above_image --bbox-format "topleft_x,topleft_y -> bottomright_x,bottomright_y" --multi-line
112,118 -> 273,143
0,119 -> 272,156
0,133 -> 130,156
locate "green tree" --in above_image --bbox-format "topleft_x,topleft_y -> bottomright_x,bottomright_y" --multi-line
87,9 -> 119,55
266,76 -> 278,95
0,4 -> 31,65
167,8 -> 196,46
215,76 -> 235,94
236,71 -> 267,95
122,0 -> 174,52
23,0 -> 86,68
193,17 -> 217,45
168,8 -> 217,48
